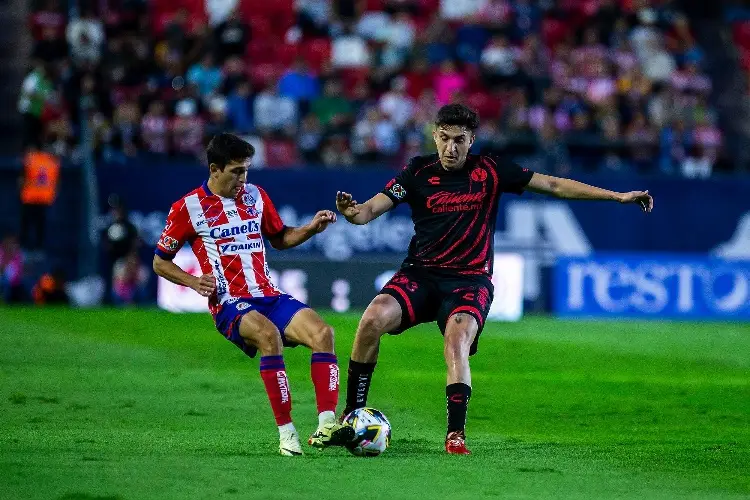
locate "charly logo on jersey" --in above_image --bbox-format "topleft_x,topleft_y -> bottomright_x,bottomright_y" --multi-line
219,240 -> 262,254
225,209 -> 239,219
390,183 -> 406,199
209,220 -> 260,239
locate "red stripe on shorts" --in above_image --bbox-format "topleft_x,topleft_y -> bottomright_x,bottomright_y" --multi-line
450,305 -> 484,328
384,285 -> 415,323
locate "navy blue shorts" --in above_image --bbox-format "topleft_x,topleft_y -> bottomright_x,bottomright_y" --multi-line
213,294 -> 309,358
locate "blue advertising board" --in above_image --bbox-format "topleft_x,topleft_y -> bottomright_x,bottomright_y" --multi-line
554,254 -> 750,319
96,161 -> 750,305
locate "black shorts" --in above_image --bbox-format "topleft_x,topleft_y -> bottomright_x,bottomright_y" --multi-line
379,266 -> 494,356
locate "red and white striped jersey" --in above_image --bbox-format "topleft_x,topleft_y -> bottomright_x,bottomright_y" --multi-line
155,180 -> 285,310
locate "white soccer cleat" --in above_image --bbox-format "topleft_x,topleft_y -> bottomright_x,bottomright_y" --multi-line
279,427 -> 304,456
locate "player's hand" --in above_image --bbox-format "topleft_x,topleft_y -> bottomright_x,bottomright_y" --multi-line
309,210 -> 337,233
336,191 -> 361,218
619,190 -> 653,213
192,273 -> 216,297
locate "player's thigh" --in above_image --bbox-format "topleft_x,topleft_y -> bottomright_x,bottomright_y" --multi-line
377,268 -> 439,335
238,310 -> 283,350
283,307 -> 334,351
437,281 -> 493,355
442,313 -> 480,356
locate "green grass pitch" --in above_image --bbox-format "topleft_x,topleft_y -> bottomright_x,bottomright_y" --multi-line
1,307 -> 749,499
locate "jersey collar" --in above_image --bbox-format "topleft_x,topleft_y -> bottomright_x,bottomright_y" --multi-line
201,180 -> 213,197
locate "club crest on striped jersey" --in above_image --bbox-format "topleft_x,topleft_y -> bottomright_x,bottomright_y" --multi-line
242,193 -> 260,217
242,193 -> 256,206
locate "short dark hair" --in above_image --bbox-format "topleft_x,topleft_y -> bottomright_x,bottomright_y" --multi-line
435,104 -> 480,131
206,133 -> 255,169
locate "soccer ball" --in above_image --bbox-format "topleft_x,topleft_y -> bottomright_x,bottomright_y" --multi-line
343,407 -> 392,457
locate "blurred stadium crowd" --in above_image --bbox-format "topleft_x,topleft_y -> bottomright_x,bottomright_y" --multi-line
20,0 -> 737,176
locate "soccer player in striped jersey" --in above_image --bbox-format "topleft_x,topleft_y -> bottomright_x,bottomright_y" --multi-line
153,133 -> 345,456
332,104 -> 654,454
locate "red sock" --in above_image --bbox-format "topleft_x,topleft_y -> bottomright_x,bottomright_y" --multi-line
310,352 -> 339,414
259,355 -> 292,425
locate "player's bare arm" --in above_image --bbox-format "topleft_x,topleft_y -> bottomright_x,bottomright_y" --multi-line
152,255 -> 216,297
336,191 -> 394,225
267,210 -> 337,250
525,173 -> 654,213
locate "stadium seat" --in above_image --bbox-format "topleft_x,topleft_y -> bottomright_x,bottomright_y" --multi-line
739,48 -> 750,71
249,63 -> 285,88
340,68 -> 370,90
249,16 -> 274,41
248,41 -> 278,64
541,18 -> 570,49
733,21 -> 750,49
301,38 -> 331,72
467,91 -> 502,120
363,0 -> 385,12
264,138 -> 300,167
463,64 -> 485,93
275,44 -> 300,67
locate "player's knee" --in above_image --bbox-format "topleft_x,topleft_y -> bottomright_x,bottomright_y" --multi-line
444,314 -> 475,357
359,296 -> 400,338
310,323 -> 335,352
255,327 -> 283,355
359,310 -> 391,339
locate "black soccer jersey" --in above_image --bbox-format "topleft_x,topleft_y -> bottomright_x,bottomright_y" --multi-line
382,153 -> 534,277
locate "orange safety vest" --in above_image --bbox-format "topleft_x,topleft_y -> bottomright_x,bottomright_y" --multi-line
21,151 -> 60,206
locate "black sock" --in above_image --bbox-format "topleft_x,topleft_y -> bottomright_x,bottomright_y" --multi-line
344,359 -> 376,415
446,383 -> 472,434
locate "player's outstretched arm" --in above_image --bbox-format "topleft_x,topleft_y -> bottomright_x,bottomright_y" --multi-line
335,192 -> 394,225
153,255 -> 216,297
267,210 -> 337,250
525,173 -> 654,213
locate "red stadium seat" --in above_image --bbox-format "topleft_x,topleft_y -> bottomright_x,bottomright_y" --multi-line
248,63 -> 285,88
463,64 -> 485,93
248,41 -> 277,64
467,91 -> 502,120
541,18 -> 570,49
249,16 -> 273,41
275,43 -> 300,66
734,21 -> 750,49
364,0 -> 385,12
301,38 -> 331,72
340,68 -> 370,88
739,48 -> 750,72
270,12 -> 296,38
241,0 -> 293,18
264,138 -> 300,167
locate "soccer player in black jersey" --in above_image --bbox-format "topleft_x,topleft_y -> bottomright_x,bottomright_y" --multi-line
332,104 -> 653,454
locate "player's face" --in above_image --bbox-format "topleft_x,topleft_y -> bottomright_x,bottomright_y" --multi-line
209,158 -> 249,198
433,125 -> 474,170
